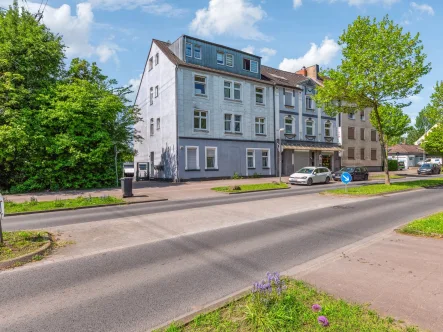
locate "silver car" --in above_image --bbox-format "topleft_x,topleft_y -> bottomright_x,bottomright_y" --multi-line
289,167 -> 332,186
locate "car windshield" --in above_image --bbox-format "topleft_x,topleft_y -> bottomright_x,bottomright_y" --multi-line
297,168 -> 314,174
421,164 -> 431,168
340,167 -> 354,172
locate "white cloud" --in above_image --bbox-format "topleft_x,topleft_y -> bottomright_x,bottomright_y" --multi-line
318,0 -> 400,6
127,74 -> 142,102
293,0 -> 302,9
88,0 -> 186,15
242,45 -> 255,54
279,37 -> 340,72
190,0 -> 269,41
259,47 -> 276,63
410,2 -> 434,16
142,3 -> 187,16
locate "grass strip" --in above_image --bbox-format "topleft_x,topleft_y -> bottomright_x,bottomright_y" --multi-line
398,211 -> 443,238
160,279 -> 417,332
0,231 -> 50,261
369,174 -> 404,180
323,178 -> 443,196
212,182 -> 288,193
5,195 -> 124,214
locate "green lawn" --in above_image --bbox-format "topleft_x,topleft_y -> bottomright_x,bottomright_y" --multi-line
159,277 -> 417,332
212,182 -> 289,193
0,231 -> 51,261
398,212 -> 443,238
324,178 -> 443,196
369,174 -> 404,180
5,195 -> 124,214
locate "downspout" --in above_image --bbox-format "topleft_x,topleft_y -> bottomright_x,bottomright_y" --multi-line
273,84 -> 278,177
175,64 -> 180,182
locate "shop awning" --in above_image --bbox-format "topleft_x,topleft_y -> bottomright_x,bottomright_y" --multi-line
282,143 -> 343,152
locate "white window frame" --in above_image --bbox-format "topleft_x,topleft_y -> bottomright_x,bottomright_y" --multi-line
155,85 -> 159,98
306,119 -> 315,136
234,114 -> 242,133
205,147 -> 218,169
255,117 -> 266,135
185,146 -> 199,170
156,118 -> 160,130
284,116 -> 294,134
150,87 -> 153,105
194,45 -> 201,59
324,121 -> 332,137
283,88 -> 294,107
243,58 -> 259,73
150,118 -> 154,136
224,113 -> 232,132
185,42 -> 192,57
148,57 -> 153,71
360,110 -> 365,121
306,96 -> 314,110
247,149 -> 255,169
250,60 -> 258,73
224,80 -> 242,101
194,73 -> 207,97
216,51 -> 224,65
155,53 -> 159,65
255,86 -> 265,105
193,110 -> 208,131
226,53 -> 234,67
348,112 -> 356,120
262,149 -> 270,168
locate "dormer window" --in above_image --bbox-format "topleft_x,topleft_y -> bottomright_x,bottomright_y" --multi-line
186,42 -> 192,57
226,54 -> 234,67
243,58 -> 258,73
194,45 -> 201,59
217,52 -> 224,65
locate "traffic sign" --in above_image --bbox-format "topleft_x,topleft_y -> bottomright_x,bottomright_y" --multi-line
341,172 -> 352,185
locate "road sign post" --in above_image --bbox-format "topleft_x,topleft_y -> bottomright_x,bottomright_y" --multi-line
341,172 -> 352,193
0,194 -> 4,244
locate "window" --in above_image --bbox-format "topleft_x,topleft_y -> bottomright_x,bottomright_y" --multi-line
224,81 -> 241,100
348,147 -> 355,160
155,85 -> 159,98
194,45 -> 201,59
306,96 -> 314,110
224,114 -> 232,132
194,75 -> 207,96
234,115 -> 242,133
185,146 -> 199,170
150,118 -> 154,136
306,120 -> 314,136
217,52 -> 224,65
193,110 -> 207,130
155,53 -> 159,65
285,117 -> 293,134
262,150 -> 269,168
226,54 -> 234,67
360,128 -> 365,140
360,110 -> 365,121
348,126 -> 355,139
149,57 -> 153,70
371,149 -> 377,160
150,87 -> 153,105
348,112 -> 355,120
247,149 -> 255,169
157,118 -> 160,130
255,117 -> 265,135
243,59 -> 258,73
371,130 -> 377,142
256,87 -> 264,104
360,148 -> 365,160
186,42 -> 192,57
284,89 -> 293,107
205,147 -> 217,169
325,121 -> 332,137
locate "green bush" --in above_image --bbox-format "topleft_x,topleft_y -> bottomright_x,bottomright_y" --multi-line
232,172 -> 242,180
388,160 -> 399,171
251,172 -> 261,178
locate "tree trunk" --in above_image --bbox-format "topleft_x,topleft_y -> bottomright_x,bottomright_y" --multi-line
373,105 -> 391,185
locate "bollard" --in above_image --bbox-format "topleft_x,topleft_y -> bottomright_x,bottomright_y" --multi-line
121,177 -> 133,198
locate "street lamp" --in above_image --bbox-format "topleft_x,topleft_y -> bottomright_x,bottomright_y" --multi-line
276,128 -> 285,183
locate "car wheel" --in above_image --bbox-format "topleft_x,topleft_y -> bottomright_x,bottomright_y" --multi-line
307,178 -> 313,186
325,177 -> 330,184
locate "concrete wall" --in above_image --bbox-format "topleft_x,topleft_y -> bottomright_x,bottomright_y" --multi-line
134,42 -> 178,180
178,138 -> 274,179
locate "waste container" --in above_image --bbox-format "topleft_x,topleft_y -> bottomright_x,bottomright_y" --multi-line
121,177 -> 133,198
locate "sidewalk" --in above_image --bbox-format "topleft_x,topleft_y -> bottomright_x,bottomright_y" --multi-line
297,232 -> 443,332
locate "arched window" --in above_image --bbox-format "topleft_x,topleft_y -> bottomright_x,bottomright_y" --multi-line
324,121 -> 332,137
306,119 -> 314,136
285,116 -> 294,134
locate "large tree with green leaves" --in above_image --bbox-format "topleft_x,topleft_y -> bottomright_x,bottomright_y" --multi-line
315,15 -> 431,184
419,81 -> 443,156
406,107 -> 436,144
371,104 -> 411,148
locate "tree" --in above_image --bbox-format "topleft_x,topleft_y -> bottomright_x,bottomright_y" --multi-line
314,15 -> 431,184
424,81 -> 443,122
371,104 -> 411,148
422,125 -> 443,156
406,107 -> 436,144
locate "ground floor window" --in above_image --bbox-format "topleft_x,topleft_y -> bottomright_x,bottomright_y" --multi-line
262,150 -> 269,168
205,147 -> 218,169
186,146 -> 199,170
247,149 -> 255,169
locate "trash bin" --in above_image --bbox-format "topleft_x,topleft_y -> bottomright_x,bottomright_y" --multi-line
121,177 -> 133,198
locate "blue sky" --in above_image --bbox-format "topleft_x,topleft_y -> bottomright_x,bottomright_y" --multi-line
2,0 -> 442,122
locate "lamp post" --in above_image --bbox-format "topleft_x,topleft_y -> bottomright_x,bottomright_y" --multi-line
276,128 -> 285,183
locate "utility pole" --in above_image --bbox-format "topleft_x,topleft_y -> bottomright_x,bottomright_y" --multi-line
0,194 -> 4,244
114,145 -> 119,187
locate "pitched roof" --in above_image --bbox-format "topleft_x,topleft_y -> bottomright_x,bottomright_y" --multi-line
154,39 -> 273,85
388,144 -> 424,155
261,65 -> 309,89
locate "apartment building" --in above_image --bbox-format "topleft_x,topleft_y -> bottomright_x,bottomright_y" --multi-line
133,35 -> 275,181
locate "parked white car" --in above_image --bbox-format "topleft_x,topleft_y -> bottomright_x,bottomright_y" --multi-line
289,167 -> 332,186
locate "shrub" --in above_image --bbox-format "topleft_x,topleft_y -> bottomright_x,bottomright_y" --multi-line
232,172 -> 242,180
388,159 -> 398,171
251,172 -> 261,178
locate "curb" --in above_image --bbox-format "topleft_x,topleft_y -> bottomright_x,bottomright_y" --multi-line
0,238 -> 52,270
320,184 -> 443,198
6,198 -> 168,217
223,187 -> 291,195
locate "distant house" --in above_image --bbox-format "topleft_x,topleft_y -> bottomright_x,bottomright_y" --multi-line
388,144 -> 424,168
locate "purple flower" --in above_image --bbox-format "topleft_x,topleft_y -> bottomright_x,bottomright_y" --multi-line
318,316 -> 329,327
312,304 -> 322,312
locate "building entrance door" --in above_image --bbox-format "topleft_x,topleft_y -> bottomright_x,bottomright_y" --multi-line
322,154 -> 332,169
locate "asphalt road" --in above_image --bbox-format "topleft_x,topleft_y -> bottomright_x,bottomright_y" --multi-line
3,175 -> 440,231
1,187 -> 442,332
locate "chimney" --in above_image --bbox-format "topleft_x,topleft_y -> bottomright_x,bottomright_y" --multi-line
296,66 -> 308,77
